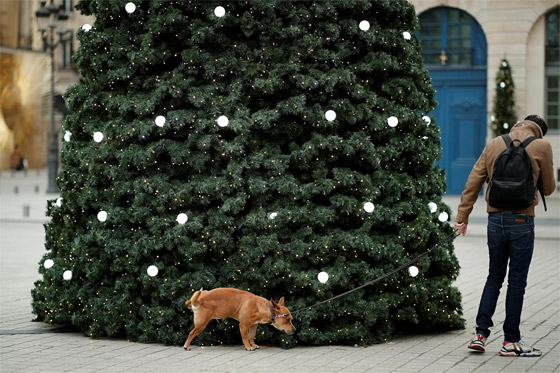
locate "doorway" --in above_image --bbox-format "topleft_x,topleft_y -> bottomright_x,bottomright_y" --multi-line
419,7 -> 488,194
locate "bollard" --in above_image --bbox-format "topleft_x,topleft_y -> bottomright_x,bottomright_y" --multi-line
23,205 -> 30,217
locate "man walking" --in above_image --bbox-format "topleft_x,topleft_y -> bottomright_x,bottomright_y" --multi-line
454,115 -> 555,356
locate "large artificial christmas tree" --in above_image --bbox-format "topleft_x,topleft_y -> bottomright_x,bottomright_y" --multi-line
491,58 -> 517,137
32,0 -> 464,348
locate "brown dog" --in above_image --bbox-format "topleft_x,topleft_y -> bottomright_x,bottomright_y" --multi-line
184,288 -> 295,351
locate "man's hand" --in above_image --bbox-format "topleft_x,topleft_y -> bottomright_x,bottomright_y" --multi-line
454,222 -> 467,236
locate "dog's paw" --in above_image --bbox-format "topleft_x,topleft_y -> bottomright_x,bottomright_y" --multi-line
183,345 -> 191,351
245,346 -> 256,351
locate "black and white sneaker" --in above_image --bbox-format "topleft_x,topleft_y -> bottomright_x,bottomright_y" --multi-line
499,340 -> 542,357
468,334 -> 487,352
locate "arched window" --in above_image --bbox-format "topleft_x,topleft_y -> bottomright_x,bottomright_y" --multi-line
545,7 -> 559,130
419,7 -> 486,67
417,6 -> 488,194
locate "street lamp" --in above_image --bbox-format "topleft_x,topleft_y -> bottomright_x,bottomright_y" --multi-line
35,0 -> 72,194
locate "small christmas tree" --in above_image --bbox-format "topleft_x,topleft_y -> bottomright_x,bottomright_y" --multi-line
32,0 -> 464,347
491,58 -> 517,137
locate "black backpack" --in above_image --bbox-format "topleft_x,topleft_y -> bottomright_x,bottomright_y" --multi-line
489,134 -> 547,211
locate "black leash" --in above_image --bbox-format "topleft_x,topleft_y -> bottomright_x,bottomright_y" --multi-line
288,231 -> 459,316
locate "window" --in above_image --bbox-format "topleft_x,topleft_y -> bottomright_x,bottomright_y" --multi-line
418,7 -> 486,67
545,7 -> 559,130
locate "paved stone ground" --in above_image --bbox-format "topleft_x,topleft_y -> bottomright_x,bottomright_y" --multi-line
1,170 -> 559,372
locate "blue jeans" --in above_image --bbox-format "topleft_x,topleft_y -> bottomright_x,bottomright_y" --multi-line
475,212 -> 535,342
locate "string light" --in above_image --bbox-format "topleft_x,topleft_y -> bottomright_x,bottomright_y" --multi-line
147,265 -> 158,277
44,259 -> 54,269
97,211 -> 108,222
125,2 -> 136,13
217,116 -> 229,127
155,115 -> 166,127
176,213 -> 188,224
214,6 -> 225,17
93,132 -> 104,143
325,110 -> 336,122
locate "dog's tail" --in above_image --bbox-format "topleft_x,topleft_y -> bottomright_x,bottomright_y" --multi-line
185,288 -> 203,310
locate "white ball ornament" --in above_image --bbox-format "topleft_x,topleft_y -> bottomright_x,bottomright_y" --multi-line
359,20 -> 370,31
125,2 -> 136,13
428,202 -> 437,213
97,210 -> 108,222
500,81 -> 506,88
64,131 -> 72,142
217,115 -> 229,127
63,270 -> 72,280
387,116 -> 398,127
422,115 -> 431,125
44,259 -> 54,269
214,6 -> 226,17
82,24 -> 92,32
318,271 -> 329,284
408,266 -> 419,277
176,213 -> 188,224
147,265 -> 159,277
93,132 -> 104,143
503,123 -> 509,130
155,115 -> 166,127
403,31 -> 411,40
438,212 -> 449,222
363,202 -> 375,213
269,212 -> 278,220
325,110 -> 336,122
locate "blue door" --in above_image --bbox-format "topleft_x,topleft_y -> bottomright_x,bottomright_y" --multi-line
419,7 -> 488,194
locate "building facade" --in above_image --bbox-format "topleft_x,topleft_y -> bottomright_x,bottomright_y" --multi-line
0,0 -> 92,169
1,0 -> 558,195
410,0 -> 559,194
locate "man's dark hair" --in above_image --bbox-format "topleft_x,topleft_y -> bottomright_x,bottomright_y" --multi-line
524,115 -> 548,136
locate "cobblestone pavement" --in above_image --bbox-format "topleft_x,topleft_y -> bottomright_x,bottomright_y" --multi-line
1,170 -> 559,372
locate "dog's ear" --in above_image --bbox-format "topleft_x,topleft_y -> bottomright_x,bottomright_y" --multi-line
278,297 -> 285,307
270,298 -> 279,309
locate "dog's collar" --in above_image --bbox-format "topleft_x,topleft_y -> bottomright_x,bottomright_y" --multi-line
268,301 -> 277,324
268,301 -> 290,324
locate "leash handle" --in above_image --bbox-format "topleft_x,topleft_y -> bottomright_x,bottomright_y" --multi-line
290,231 -> 459,315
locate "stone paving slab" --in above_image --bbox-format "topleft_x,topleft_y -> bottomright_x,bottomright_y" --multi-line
1,170 -> 559,372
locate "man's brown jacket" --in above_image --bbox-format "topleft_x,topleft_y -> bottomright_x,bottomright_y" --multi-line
456,120 -> 556,224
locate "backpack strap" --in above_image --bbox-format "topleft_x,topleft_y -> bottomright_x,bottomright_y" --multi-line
521,136 -> 537,148
501,134 -> 513,147
538,179 -> 548,212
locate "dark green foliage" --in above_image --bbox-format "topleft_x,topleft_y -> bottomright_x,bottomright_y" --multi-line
491,58 -> 517,137
32,0 -> 464,348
